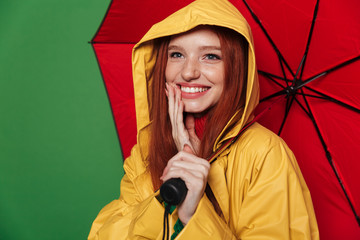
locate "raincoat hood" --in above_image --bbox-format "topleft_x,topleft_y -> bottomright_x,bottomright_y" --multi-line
132,0 -> 259,149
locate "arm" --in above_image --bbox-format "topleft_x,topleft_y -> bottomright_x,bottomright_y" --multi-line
88,146 -> 165,240
174,195 -> 237,239
164,83 -> 237,239
233,137 -> 319,239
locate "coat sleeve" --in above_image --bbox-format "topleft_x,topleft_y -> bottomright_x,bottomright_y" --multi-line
87,144 -> 166,240
88,157 -> 236,240
174,195 -> 238,239
233,137 -> 319,239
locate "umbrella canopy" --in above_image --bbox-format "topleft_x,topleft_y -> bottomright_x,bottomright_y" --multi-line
235,2 -> 360,240
91,0 -> 360,239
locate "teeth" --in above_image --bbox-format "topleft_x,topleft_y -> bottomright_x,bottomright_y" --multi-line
181,86 -> 209,93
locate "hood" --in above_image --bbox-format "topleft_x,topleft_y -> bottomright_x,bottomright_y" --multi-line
132,0 -> 259,150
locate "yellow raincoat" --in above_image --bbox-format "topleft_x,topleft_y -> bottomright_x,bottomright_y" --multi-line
88,0 -> 319,239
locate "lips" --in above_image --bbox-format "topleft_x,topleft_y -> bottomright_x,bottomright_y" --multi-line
178,84 -> 210,99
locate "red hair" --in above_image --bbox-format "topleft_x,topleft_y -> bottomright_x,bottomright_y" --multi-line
148,26 -> 248,191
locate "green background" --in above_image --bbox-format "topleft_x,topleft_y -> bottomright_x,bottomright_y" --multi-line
0,0 -> 125,239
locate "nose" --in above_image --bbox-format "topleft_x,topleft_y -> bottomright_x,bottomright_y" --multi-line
181,58 -> 200,81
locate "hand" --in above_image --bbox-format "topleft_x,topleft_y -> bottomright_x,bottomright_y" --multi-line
184,113 -> 201,154
166,82 -> 200,154
161,145 -> 210,225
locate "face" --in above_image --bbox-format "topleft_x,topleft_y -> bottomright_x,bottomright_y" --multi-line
165,28 -> 225,114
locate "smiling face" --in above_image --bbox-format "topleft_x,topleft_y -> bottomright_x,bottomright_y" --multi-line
165,27 -> 225,114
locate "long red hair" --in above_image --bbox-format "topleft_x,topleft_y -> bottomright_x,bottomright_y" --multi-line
148,26 -> 248,191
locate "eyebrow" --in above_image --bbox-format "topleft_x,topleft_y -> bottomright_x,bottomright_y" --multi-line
167,45 -> 183,51
199,46 -> 221,51
167,45 -> 221,51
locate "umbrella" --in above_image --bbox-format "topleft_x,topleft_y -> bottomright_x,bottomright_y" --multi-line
90,0 -> 360,239
233,1 -> 360,239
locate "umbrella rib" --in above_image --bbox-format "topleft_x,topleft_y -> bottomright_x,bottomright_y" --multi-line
297,0 -> 320,80
297,90 -> 360,226
304,86 -> 360,113
278,96 -> 296,135
293,96 -> 311,118
259,70 -> 288,82
300,93 -> 329,100
242,0 -> 295,78
298,55 -> 360,90
260,90 -> 287,103
280,58 -> 290,87
259,71 -> 288,89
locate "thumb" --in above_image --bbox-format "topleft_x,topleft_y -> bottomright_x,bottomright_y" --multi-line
185,114 -> 199,140
185,114 -> 195,133
183,144 -> 195,154
185,113 -> 200,146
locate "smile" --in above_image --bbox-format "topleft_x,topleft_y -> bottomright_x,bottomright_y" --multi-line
180,86 -> 209,93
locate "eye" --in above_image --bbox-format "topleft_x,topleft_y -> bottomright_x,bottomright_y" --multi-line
204,54 -> 221,60
169,52 -> 183,58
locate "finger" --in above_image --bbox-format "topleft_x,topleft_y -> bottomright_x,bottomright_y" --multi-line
185,113 -> 195,129
183,144 -> 194,154
185,115 -> 201,153
185,114 -> 199,140
173,84 -> 181,124
174,88 -> 189,139
167,83 -> 179,139
166,82 -> 175,121
177,100 -> 185,135
175,84 -> 182,104
171,161 -> 209,177
161,166 -> 206,183
172,84 -> 192,151
165,151 -> 209,171
165,82 -> 169,97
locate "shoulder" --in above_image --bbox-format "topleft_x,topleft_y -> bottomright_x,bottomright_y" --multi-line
227,122 -> 298,178
123,144 -> 146,179
123,124 -> 151,181
236,122 -> 292,157
122,133 -> 154,198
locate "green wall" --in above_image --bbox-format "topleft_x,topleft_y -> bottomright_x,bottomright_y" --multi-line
0,0 -> 125,239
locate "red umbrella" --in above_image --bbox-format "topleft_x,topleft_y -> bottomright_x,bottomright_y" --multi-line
234,1 -> 360,239
91,0 -> 360,239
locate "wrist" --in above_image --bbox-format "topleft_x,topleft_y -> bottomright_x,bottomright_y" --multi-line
178,209 -> 195,226
179,215 -> 190,226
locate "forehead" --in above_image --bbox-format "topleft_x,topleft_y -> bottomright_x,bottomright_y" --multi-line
168,27 -> 221,47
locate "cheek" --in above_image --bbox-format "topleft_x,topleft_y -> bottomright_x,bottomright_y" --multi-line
204,66 -> 225,83
165,64 -> 177,83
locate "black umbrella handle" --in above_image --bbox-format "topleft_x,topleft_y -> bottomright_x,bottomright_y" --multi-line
160,178 -> 188,206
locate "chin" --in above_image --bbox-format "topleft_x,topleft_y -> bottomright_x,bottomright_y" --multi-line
184,107 -> 205,114
184,104 -> 211,115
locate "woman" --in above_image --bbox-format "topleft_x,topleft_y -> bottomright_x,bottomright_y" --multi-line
88,0 -> 319,239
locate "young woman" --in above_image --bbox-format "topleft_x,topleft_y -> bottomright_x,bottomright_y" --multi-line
88,0 -> 319,239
